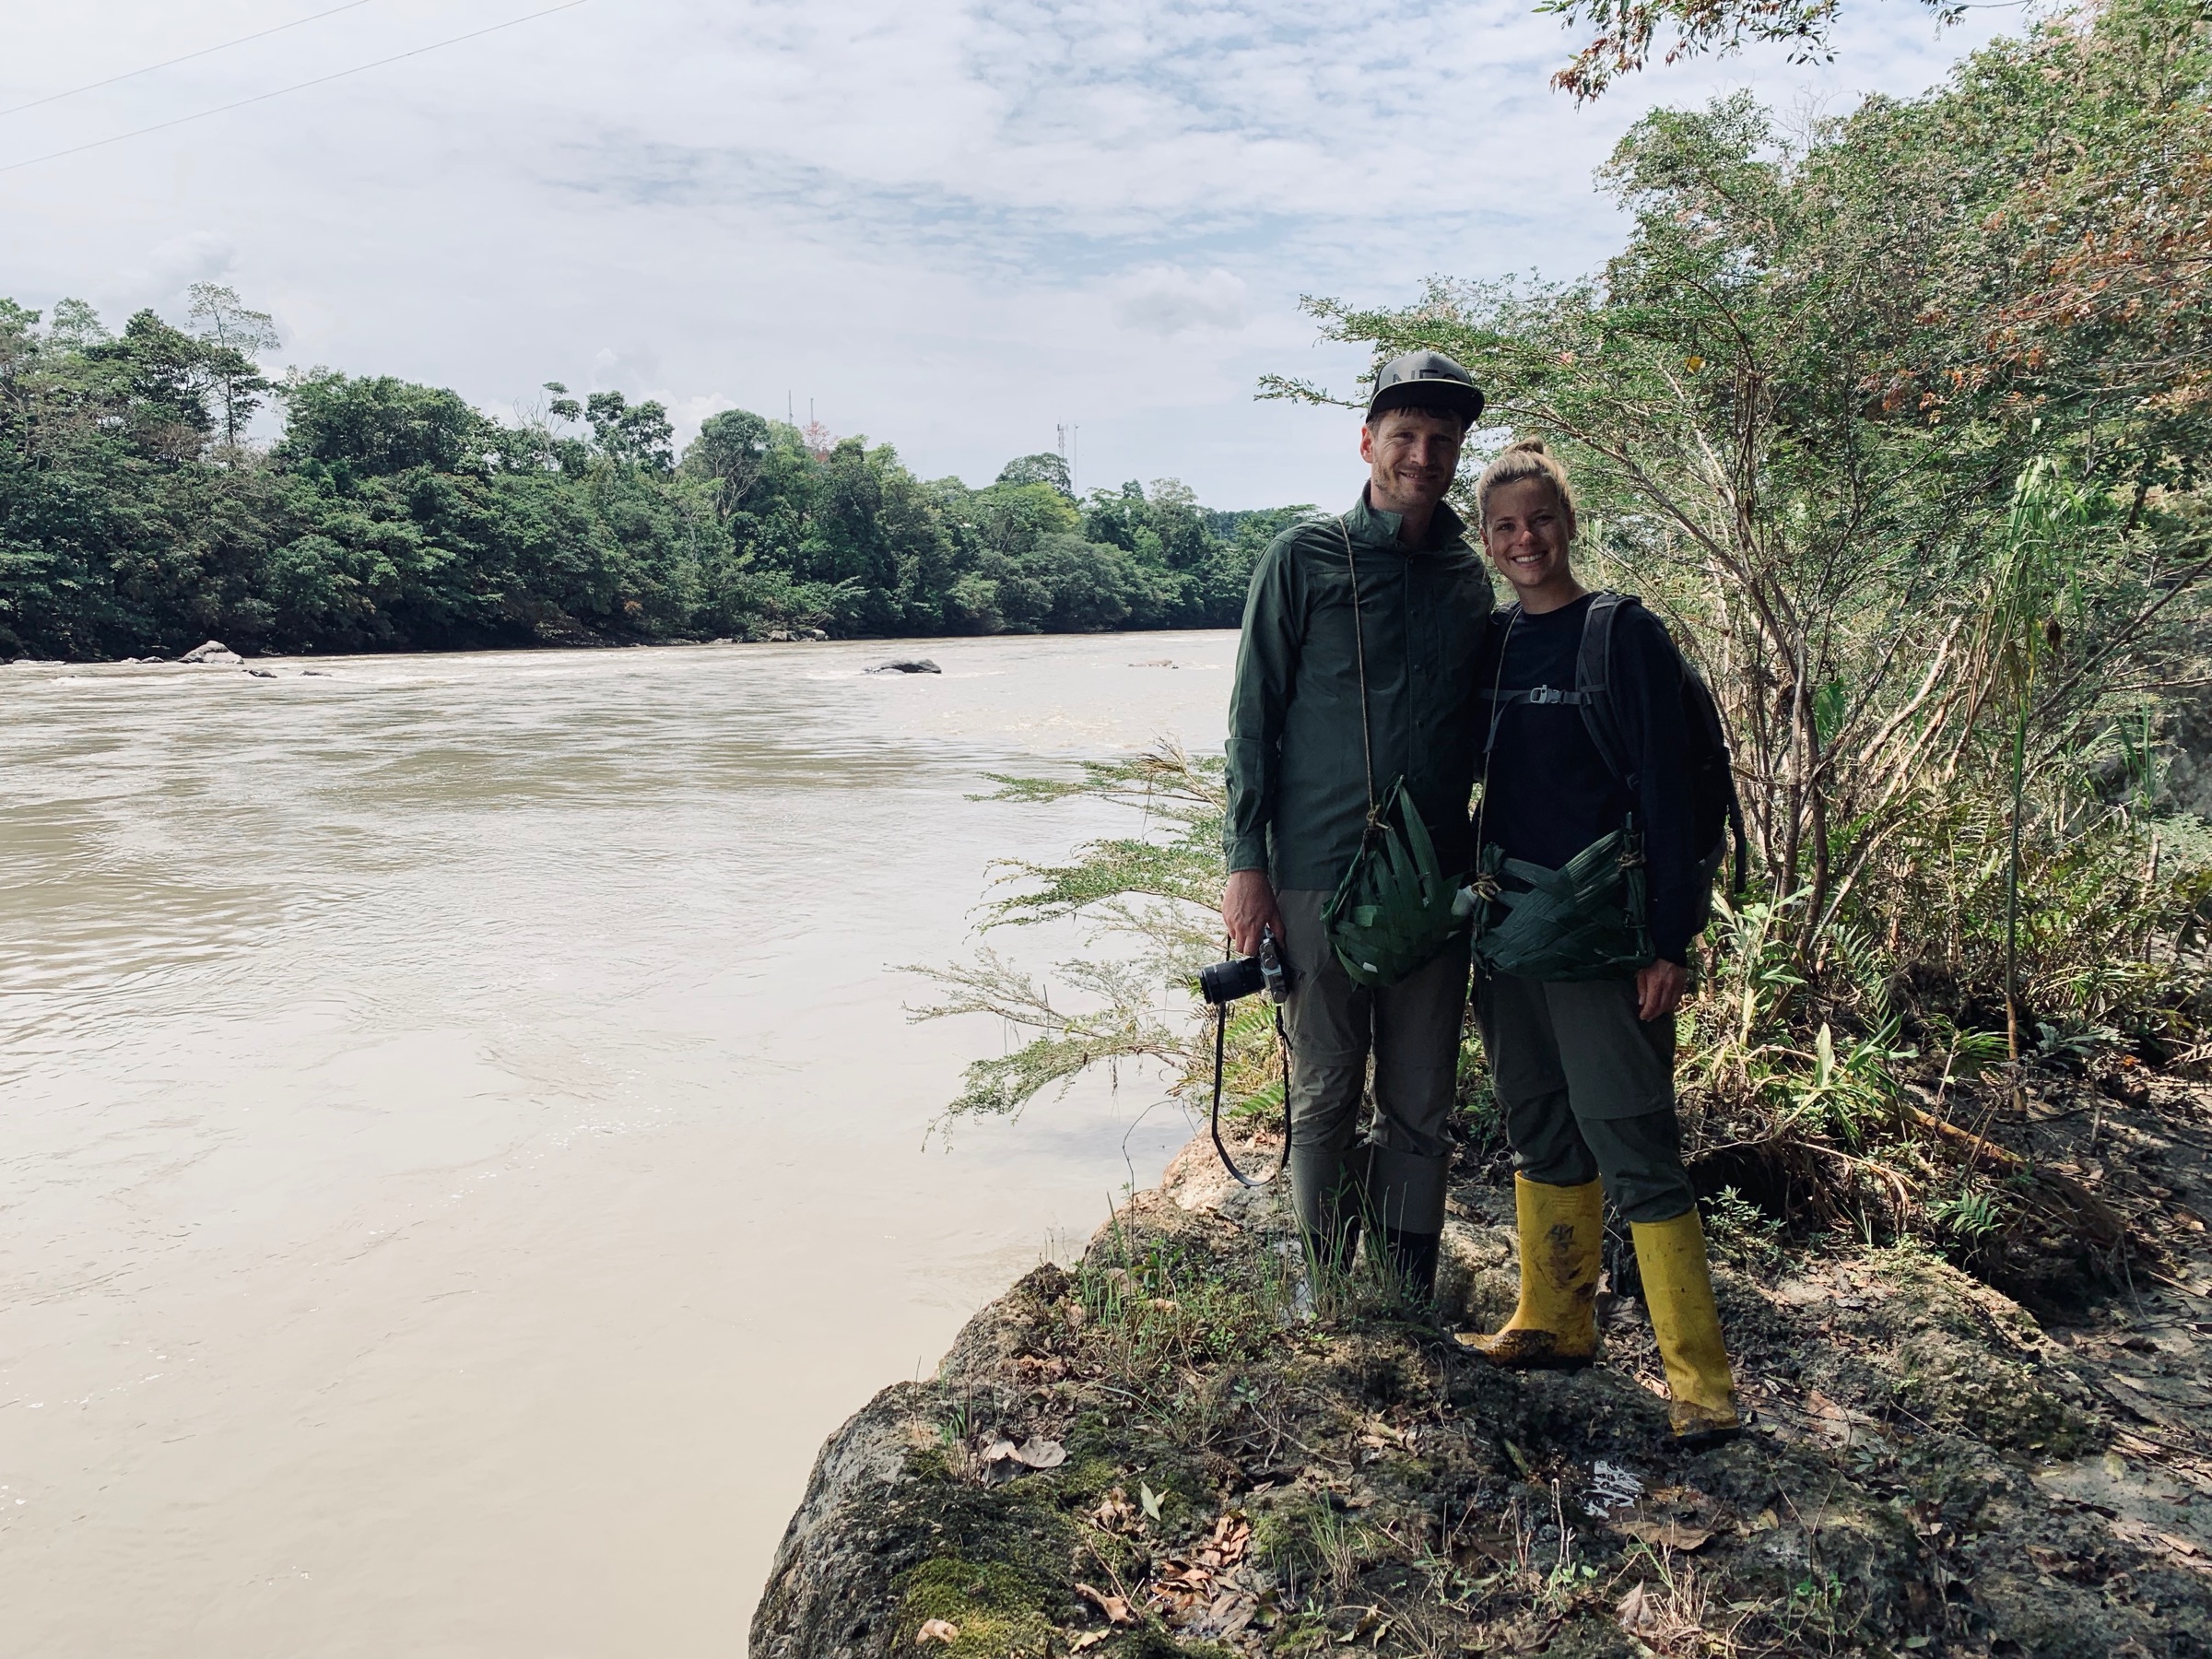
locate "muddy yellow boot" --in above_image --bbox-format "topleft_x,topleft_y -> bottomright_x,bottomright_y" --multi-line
1632,1210 -> 1743,1444
1456,1176 -> 1602,1369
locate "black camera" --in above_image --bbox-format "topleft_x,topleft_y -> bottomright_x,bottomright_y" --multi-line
1200,925 -> 1291,1006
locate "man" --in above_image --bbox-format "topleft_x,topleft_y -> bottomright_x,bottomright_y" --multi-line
1456,437 -> 1742,1443
1222,350 -> 1493,1296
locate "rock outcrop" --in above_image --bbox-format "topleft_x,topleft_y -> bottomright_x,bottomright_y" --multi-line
756,1089 -> 2212,1657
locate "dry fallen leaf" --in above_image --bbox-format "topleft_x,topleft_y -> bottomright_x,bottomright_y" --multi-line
1069,1634 -> 1109,1653
1804,1389 -> 1879,1438
1014,1437 -> 1066,1469
1189,1512 -> 1253,1571
1076,1583 -> 1135,1627
1334,1606 -> 1389,1645
1616,1582 -> 1653,1634
2132,1530 -> 2212,1566
1613,1516 -> 1716,1553
916,1618 -> 959,1645
1206,1589 -> 1259,1637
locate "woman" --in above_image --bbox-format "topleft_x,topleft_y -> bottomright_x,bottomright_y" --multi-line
1454,439 -> 1743,1445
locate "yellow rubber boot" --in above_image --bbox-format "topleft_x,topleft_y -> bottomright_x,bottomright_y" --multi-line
1631,1210 -> 1743,1443
1457,1176 -> 1602,1369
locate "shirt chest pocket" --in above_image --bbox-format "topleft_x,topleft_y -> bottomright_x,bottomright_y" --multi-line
1304,567 -> 1359,617
1300,568 -> 1360,677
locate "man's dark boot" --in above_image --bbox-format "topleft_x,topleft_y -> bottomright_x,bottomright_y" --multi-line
1366,1147 -> 1448,1306
1290,1143 -> 1368,1279
1381,1227 -> 1441,1304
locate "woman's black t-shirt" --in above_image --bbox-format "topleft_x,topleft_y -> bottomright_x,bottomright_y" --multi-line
1474,593 -> 1701,965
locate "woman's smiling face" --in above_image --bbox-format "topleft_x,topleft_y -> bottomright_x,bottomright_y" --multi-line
1481,476 -> 1576,603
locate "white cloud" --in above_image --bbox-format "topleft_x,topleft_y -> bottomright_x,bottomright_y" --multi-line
661,391 -> 739,442
0,0 -> 2016,505
128,231 -> 238,307
1111,265 -> 1250,336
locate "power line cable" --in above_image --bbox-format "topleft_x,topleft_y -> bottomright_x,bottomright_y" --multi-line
0,0 -> 384,119
0,0 -> 589,176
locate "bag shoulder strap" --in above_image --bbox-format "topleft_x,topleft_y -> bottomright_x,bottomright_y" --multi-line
1336,516 -> 1379,819
1580,594 -> 1750,896
1576,590 -> 1642,792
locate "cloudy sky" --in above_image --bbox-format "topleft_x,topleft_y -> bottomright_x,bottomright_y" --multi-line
1,0 -> 2017,506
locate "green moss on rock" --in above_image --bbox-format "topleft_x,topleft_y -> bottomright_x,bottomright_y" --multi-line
896,1557 -> 1064,1658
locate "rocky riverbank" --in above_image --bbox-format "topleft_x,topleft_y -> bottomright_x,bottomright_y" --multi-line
753,1069 -> 2212,1658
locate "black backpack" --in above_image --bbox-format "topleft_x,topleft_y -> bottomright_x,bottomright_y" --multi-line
1495,592 -> 1748,930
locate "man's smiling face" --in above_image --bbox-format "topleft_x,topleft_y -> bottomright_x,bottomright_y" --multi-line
1360,409 -> 1465,519
1481,476 -> 1576,600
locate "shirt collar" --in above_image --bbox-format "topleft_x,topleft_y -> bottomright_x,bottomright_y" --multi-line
1347,486 -> 1468,552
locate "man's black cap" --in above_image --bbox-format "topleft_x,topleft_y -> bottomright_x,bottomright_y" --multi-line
1365,349 -> 1485,428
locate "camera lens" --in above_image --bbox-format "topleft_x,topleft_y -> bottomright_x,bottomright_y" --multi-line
1199,956 -> 1267,1006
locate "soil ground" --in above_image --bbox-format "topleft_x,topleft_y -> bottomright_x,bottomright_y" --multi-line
752,1069 -> 2212,1658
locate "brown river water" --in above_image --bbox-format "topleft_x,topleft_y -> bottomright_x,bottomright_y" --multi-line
0,632 -> 1235,1657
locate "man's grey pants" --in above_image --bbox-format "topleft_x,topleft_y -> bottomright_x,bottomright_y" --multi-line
1277,889 -> 1470,1242
1474,972 -> 1697,1225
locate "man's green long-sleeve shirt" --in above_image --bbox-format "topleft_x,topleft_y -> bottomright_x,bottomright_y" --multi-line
1224,489 -> 1495,891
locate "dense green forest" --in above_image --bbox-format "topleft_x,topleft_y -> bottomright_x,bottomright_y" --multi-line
0,298 -> 1309,660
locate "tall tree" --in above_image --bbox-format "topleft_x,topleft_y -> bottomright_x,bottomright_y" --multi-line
186,283 -> 280,450
1545,0 -> 1954,100
995,452 -> 1073,494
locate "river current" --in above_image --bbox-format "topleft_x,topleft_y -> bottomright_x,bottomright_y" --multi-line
0,632 -> 1235,1656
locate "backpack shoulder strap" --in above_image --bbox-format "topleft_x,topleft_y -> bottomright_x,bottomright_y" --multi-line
1575,591 -> 1641,790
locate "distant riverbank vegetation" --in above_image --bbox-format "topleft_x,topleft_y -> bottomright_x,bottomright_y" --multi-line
0,300 -> 1309,661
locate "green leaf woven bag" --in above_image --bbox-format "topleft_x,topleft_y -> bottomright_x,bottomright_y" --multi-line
1465,825 -> 1653,982
1323,776 -> 1465,988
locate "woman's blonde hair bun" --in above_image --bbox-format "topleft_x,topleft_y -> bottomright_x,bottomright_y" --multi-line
1476,436 -> 1577,531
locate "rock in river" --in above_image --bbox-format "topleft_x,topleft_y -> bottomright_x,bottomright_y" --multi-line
865,660 -> 941,676
178,641 -> 242,665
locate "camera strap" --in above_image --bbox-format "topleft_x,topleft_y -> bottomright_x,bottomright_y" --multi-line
1209,998 -> 1291,1188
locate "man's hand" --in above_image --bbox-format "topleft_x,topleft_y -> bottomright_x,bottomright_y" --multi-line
1222,869 -> 1287,958
1635,959 -> 1688,1021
